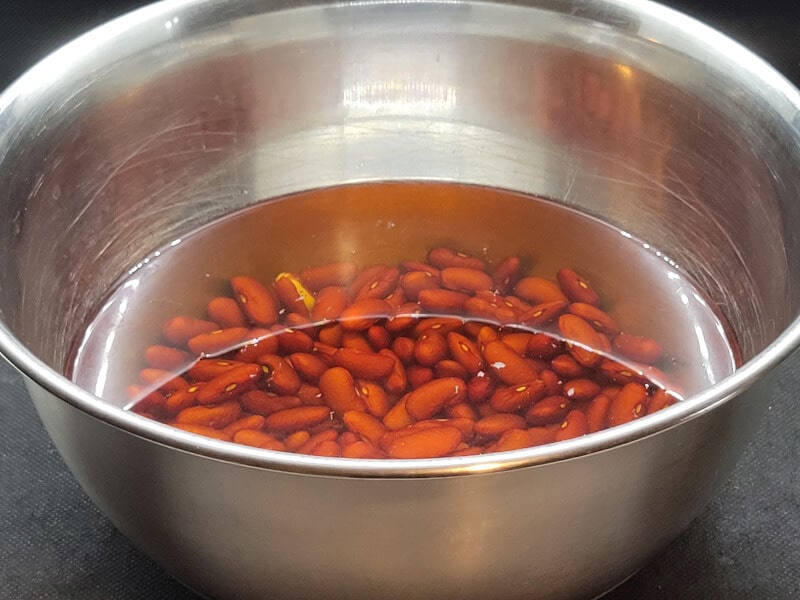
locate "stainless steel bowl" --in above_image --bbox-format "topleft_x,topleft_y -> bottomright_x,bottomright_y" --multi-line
1,1 -> 799,598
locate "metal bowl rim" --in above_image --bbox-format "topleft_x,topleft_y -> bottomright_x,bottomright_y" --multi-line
1,0 -> 798,477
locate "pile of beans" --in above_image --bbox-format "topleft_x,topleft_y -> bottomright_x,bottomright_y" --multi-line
129,247 -> 680,459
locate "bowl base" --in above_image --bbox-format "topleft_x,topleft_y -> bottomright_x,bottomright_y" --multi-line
167,567 -> 644,600
592,568 -> 641,600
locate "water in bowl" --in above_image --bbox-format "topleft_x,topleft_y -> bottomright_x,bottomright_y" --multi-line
67,182 -> 738,457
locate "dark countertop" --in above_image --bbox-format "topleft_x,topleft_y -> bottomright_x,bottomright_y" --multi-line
0,1 -> 798,599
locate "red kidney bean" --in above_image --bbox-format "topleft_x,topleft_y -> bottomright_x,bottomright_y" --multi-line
607,382 -> 648,427
514,277 -> 568,304
300,262 -> 358,291
163,316 -> 219,346
440,267 -> 493,294
490,428 -> 532,453
447,332 -> 484,375
465,374 -> 493,404
413,331 -> 448,367
489,379 -> 547,413
257,354 -> 302,396
586,394 -> 611,433
568,303 -> 620,335
556,268 -> 599,305
555,410 -> 589,441
434,359 -> 469,380
188,327 -> 251,356
561,378 -> 601,402
339,298 -> 393,331
400,270 -> 440,301
558,314 -> 604,368
426,248 -> 486,271
525,395 -> 571,426
319,367 -> 366,414
196,363 -> 261,405
367,325 -> 392,351
382,397 -> 414,431
288,353 -> 329,384
332,348 -> 395,380
144,345 -> 191,371
482,341 -> 539,386
518,301 -> 568,327
311,286 -> 349,322
230,276 -> 279,326
492,256 -> 522,293
353,266 -> 400,301
475,414 -> 528,438
613,333 -> 663,365
418,288 -> 470,313
340,331 -> 374,353
405,378 -> 467,420
407,365 -> 435,389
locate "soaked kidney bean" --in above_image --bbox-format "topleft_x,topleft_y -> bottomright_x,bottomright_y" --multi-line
127,248 -> 684,458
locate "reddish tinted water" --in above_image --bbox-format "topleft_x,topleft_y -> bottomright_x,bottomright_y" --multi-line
67,182 -> 738,456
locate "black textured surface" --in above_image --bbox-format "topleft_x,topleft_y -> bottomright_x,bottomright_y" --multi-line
1,1 -> 799,599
